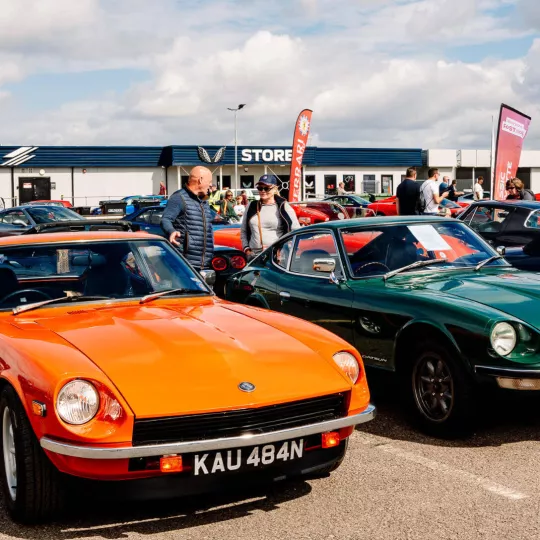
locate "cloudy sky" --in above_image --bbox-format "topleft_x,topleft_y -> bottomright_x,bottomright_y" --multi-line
0,0 -> 539,150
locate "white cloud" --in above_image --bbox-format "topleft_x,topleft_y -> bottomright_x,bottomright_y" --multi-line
0,0 -> 538,150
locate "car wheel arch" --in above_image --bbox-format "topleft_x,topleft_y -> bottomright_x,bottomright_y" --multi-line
393,321 -> 465,374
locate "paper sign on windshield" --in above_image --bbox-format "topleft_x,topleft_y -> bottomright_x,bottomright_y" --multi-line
408,225 -> 451,251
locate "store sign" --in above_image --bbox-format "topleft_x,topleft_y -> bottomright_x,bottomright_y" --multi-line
241,149 -> 293,162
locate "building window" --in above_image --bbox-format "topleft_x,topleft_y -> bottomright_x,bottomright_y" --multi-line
305,175 -> 316,197
343,174 -> 355,192
324,175 -> 337,195
517,167 -> 531,189
220,175 -> 231,190
381,175 -> 393,194
363,175 -> 376,194
181,175 -> 189,186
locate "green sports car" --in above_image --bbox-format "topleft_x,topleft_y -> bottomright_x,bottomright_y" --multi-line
226,216 -> 540,437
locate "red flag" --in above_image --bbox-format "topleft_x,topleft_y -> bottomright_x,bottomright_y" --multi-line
493,104 -> 532,201
288,109 -> 313,202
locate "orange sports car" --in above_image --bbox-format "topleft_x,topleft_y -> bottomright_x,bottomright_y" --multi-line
0,224 -> 374,523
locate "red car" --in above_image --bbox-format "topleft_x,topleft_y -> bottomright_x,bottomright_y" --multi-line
27,200 -> 73,208
290,201 -> 350,225
367,196 -> 463,217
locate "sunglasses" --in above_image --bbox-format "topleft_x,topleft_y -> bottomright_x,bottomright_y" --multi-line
507,186 -> 517,190
257,185 -> 274,192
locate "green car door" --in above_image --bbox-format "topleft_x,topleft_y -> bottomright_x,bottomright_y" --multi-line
271,230 -> 356,345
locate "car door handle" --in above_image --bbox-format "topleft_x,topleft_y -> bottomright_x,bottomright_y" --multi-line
279,291 -> 291,299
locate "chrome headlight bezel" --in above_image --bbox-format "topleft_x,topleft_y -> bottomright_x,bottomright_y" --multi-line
490,322 -> 517,357
56,379 -> 100,425
333,351 -> 360,384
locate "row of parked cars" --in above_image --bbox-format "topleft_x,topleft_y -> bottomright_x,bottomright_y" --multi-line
0,194 -> 540,524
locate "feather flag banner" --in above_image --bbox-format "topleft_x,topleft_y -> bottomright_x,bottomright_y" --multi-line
288,109 -> 313,203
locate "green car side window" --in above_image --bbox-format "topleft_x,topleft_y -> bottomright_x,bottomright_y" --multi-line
290,232 -> 338,276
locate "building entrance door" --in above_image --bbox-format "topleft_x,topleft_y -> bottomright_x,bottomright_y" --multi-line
18,177 -> 51,204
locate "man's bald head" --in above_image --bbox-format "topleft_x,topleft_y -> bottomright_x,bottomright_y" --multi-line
186,166 -> 212,197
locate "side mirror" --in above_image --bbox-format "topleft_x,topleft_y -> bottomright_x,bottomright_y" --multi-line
313,258 -> 336,273
199,269 -> 216,287
496,246 -> 506,256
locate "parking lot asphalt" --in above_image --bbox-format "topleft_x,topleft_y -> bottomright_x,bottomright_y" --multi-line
1,386 -> 540,540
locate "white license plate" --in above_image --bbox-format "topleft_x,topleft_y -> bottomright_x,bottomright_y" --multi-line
193,439 -> 304,476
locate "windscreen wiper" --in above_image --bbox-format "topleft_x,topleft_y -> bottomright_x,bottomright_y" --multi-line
12,294 -> 110,315
140,288 -> 206,304
383,258 -> 447,281
474,255 -> 503,271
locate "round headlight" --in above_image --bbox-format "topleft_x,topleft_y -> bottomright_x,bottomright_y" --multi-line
57,380 -> 100,425
333,352 -> 360,384
490,322 -> 517,356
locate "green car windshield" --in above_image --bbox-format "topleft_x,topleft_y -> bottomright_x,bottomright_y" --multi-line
340,221 -> 509,278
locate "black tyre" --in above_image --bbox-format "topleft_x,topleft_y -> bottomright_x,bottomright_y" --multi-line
0,385 -> 63,523
403,341 -> 477,438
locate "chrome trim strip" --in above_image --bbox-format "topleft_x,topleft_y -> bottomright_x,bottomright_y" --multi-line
475,365 -> 540,378
40,405 -> 375,460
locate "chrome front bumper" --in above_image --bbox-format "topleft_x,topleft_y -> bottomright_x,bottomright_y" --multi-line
41,404 -> 376,460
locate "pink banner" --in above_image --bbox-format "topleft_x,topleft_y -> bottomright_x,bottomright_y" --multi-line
288,109 -> 312,202
493,104 -> 532,201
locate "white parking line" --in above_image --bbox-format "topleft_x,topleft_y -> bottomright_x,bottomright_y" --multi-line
355,433 -> 528,501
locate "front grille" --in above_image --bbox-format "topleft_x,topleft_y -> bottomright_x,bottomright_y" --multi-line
132,393 -> 348,446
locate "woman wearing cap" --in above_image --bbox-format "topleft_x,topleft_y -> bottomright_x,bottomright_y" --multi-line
241,175 -> 300,260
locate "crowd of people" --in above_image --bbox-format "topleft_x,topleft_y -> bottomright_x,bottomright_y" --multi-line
160,166 -> 299,269
396,167 -> 535,216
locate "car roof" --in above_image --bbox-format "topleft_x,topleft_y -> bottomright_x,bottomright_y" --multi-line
302,215 -> 455,230
0,205 -> 70,212
466,200 -> 540,210
0,231 -> 164,247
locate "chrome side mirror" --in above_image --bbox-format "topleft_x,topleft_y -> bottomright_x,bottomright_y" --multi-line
199,269 -> 216,286
313,258 -> 336,273
496,246 -> 506,256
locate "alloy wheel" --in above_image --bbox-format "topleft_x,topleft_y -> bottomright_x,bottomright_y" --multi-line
412,355 -> 454,422
2,407 -> 17,501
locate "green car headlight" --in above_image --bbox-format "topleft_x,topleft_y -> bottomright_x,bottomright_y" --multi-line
490,322 -> 517,356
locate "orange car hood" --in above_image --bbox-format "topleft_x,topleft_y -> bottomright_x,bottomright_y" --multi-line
34,301 -> 350,418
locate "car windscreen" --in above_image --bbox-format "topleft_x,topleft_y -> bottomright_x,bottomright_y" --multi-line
340,221 -> 508,278
0,239 -> 209,310
26,206 -> 85,223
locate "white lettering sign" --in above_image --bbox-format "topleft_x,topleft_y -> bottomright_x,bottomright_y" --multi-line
241,149 -> 293,162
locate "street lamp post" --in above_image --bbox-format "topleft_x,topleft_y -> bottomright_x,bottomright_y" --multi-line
227,104 -> 246,190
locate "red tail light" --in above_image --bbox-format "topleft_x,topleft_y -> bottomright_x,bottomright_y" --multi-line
230,255 -> 247,269
211,257 -> 228,271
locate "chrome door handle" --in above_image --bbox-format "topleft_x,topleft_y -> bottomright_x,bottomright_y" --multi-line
279,291 -> 291,299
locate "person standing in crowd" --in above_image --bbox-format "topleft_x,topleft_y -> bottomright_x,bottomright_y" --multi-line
240,190 -> 249,206
241,174 -> 300,260
396,167 -> 420,216
234,195 -> 246,219
337,182 -> 348,195
420,168 -> 448,214
220,190 -> 239,220
447,179 -> 464,202
160,166 -> 214,271
439,176 -> 450,196
208,184 -> 221,212
474,176 -> 484,200
159,181 -> 166,196
506,178 -> 535,200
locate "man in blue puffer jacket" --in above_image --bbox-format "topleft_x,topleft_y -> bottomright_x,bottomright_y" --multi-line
161,166 -> 214,271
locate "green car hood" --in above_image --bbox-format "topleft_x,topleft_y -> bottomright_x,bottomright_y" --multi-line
413,270 -> 540,327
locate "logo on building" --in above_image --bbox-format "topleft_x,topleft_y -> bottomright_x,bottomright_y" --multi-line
0,146 -> 39,167
241,149 -> 293,162
197,146 -> 227,164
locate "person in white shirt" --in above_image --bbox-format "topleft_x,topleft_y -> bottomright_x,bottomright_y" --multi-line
420,168 -> 448,214
474,177 -> 484,200
241,174 -> 300,260
233,196 -> 245,220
